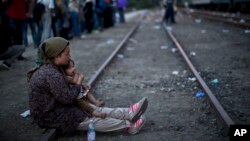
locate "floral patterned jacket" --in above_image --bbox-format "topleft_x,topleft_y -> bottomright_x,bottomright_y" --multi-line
28,64 -> 87,134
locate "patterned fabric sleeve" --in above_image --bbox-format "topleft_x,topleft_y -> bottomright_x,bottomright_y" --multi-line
46,68 -> 81,104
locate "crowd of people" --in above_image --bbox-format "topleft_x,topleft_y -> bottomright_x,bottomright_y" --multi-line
0,0 -> 128,69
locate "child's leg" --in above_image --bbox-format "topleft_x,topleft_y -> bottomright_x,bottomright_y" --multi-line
77,116 -> 147,134
77,117 -> 130,132
87,93 -> 105,107
76,98 -> 95,115
94,97 -> 148,122
95,107 -> 130,120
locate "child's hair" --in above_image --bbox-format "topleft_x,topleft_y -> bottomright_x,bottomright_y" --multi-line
61,59 -> 75,71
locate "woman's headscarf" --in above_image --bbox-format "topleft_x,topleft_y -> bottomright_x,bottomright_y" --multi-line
27,37 -> 69,79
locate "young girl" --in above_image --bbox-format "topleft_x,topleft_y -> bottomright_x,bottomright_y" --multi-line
63,59 -> 106,118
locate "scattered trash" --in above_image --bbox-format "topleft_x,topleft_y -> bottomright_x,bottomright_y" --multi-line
244,30 -> 250,34
182,70 -> 187,75
129,38 -> 138,44
188,77 -> 196,82
222,29 -> 229,33
20,110 -> 30,118
172,71 -> 179,75
153,25 -> 160,30
166,26 -> 173,32
211,78 -> 219,84
150,90 -> 156,94
117,54 -> 124,59
190,51 -> 196,57
155,19 -> 161,23
106,39 -> 114,44
171,48 -> 178,53
195,91 -> 205,97
201,29 -> 206,34
127,47 -> 135,51
189,9 -> 194,13
160,87 -> 165,91
160,45 -> 168,50
239,19 -> 245,23
195,19 -> 202,24
80,35 -> 86,39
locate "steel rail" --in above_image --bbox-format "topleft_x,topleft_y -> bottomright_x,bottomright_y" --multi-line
193,10 -> 250,21
163,24 -> 235,128
40,12 -> 147,141
189,11 -> 250,28
87,16 -> 143,86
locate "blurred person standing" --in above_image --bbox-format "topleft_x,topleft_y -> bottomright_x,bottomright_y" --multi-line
0,15 -> 25,69
54,0 -> 71,39
94,0 -> 106,30
6,0 -> 26,45
23,0 -> 40,48
37,0 -> 55,42
116,0 -> 128,23
83,0 -> 94,33
103,0 -> 113,28
69,0 -> 81,37
162,0 -> 175,24
6,0 -> 27,60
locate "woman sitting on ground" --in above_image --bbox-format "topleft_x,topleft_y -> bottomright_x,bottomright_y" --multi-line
27,37 -> 148,135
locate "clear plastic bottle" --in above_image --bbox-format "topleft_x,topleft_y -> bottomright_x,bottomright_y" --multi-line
87,119 -> 96,141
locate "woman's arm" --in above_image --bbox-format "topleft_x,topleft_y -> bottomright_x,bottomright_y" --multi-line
47,69 -> 81,104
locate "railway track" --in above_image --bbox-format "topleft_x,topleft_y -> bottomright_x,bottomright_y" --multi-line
185,9 -> 250,28
32,9 -> 250,141
55,10 -> 231,141
162,23 -> 234,128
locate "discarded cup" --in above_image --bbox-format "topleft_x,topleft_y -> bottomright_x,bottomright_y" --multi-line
211,78 -> 219,84
20,110 -> 31,118
117,54 -> 124,59
107,39 -> 114,44
188,77 -> 196,82
195,91 -> 205,97
160,46 -> 168,50
172,71 -> 179,75
190,51 -> 196,57
171,48 -> 177,53
195,19 -> 202,24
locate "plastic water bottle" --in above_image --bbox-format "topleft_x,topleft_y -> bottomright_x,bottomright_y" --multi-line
87,119 -> 96,141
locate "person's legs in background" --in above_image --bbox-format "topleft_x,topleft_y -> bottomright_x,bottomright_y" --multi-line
0,45 -> 25,69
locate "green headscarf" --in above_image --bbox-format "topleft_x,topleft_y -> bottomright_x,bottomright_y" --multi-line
28,37 -> 69,79
38,37 -> 69,64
